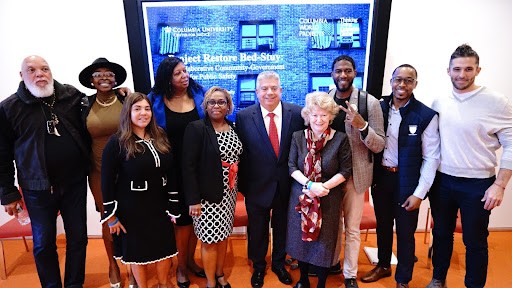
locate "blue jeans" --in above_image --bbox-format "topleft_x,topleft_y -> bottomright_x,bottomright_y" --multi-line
23,178 -> 88,288
429,172 -> 492,288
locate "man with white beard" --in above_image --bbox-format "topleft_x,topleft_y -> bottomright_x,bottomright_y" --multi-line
0,55 -> 90,288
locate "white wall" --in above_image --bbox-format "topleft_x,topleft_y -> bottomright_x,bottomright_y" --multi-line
0,0 -> 511,234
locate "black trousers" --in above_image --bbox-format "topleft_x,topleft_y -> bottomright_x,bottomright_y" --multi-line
429,172 -> 492,288
246,192 -> 288,271
372,168 -> 419,284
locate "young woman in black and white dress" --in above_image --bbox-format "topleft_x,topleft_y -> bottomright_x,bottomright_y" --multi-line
101,92 -> 179,288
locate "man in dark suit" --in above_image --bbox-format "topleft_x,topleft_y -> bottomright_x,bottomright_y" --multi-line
236,71 -> 304,288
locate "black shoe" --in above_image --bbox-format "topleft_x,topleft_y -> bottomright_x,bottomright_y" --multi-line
308,261 -> 342,277
344,278 -> 359,288
285,258 -> 299,270
329,261 -> 342,275
271,266 -> 292,285
251,270 -> 265,288
293,281 -> 311,288
176,280 -> 190,288
285,258 -> 296,265
194,269 -> 206,278
215,274 -> 231,288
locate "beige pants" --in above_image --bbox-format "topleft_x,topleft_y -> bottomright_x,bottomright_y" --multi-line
333,177 -> 365,279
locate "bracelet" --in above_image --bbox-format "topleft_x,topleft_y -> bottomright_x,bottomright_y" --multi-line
307,181 -> 313,190
493,182 -> 506,190
108,218 -> 119,227
358,121 -> 369,131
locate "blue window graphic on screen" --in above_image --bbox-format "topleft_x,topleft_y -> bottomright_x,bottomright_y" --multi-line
142,0 -> 374,117
238,74 -> 258,107
240,21 -> 276,51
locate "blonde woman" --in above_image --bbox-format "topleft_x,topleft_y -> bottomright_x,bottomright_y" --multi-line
287,91 -> 352,288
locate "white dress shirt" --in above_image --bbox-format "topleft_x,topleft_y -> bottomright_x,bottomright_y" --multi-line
260,102 -> 283,143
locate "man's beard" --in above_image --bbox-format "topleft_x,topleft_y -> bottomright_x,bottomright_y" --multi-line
451,77 -> 475,92
26,79 -> 55,98
335,79 -> 354,93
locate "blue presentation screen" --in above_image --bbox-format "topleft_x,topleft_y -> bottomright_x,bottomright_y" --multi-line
142,0 -> 373,113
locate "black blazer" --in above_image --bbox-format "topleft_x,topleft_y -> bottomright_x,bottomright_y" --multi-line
235,102 -> 304,208
182,117 -> 236,205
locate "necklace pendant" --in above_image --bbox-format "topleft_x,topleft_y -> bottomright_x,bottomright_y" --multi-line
46,120 -> 61,136
54,126 -> 61,137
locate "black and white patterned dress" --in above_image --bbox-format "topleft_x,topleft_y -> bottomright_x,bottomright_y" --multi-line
192,129 -> 243,244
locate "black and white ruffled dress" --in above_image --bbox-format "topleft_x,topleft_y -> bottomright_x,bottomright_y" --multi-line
101,135 -> 179,264
192,129 -> 243,244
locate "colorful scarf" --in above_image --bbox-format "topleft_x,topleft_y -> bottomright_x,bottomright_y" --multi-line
295,127 -> 331,241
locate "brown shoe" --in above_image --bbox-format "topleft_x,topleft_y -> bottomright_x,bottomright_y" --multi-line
361,266 -> 392,283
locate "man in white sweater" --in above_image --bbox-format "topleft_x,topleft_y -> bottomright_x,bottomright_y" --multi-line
428,44 -> 512,288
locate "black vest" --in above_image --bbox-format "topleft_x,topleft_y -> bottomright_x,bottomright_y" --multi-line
375,95 -> 437,202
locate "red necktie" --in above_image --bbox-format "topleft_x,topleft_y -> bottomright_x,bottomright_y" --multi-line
268,112 -> 279,156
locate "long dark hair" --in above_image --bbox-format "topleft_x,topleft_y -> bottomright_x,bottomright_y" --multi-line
151,56 -> 202,99
117,92 -> 170,159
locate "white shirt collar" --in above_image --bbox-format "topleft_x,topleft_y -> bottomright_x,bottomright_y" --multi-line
260,101 -> 283,119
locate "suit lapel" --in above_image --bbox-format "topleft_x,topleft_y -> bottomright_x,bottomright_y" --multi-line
280,103 -> 292,159
346,90 -> 358,135
205,119 -> 221,155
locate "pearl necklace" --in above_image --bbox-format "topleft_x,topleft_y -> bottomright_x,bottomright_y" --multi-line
95,95 -> 117,107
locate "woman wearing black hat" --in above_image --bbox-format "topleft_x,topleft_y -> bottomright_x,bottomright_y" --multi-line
79,58 -> 136,288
